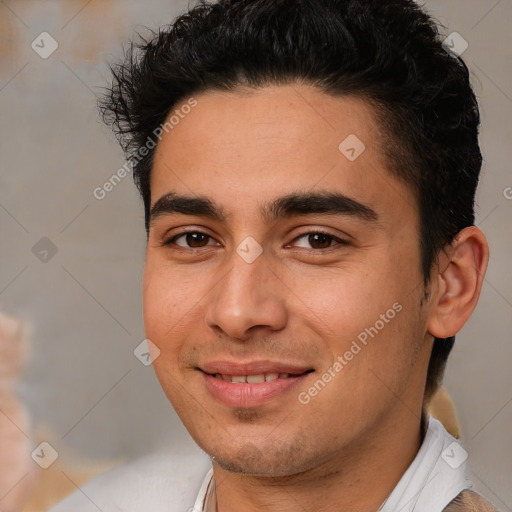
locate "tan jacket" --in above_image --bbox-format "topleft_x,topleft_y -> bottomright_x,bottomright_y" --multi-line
445,490 -> 498,511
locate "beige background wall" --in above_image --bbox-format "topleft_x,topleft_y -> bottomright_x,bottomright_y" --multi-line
0,0 -> 510,509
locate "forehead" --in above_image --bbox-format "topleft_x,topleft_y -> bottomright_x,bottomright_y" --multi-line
150,84 -> 416,224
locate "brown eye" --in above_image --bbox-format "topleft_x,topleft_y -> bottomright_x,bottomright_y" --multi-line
185,233 -> 210,247
292,231 -> 346,250
308,233 -> 333,249
165,231 -> 217,248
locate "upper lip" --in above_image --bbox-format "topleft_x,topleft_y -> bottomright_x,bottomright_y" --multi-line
199,360 -> 313,376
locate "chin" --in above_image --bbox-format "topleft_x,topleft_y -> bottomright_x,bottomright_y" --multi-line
208,440 -> 322,478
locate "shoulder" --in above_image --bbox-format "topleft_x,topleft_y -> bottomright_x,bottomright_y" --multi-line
443,490 -> 499,512
46,447 -> 211,512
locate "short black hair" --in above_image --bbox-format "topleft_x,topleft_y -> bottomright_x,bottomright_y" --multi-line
100,0 -> 482,404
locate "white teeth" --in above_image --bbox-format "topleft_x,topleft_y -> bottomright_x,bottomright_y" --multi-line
214,373 -> 292,382
246,374 -> 265,383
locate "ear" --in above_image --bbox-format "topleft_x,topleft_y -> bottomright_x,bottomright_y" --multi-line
427,226 -> 489,338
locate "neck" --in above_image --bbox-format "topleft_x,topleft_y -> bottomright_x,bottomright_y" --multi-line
211,407 -> 425,512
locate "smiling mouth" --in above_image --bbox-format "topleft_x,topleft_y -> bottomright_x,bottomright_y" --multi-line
206,370 -> 314,384
200,366 -> 314,407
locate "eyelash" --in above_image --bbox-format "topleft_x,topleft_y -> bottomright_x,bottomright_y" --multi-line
163,230 -> 348,251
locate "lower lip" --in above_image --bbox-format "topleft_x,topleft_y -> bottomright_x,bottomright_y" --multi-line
202,372 -> 310,408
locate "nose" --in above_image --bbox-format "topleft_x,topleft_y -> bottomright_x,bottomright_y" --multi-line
204,246 -> 288,341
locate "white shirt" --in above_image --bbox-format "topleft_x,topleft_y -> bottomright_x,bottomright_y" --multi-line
48,417 -> 471,512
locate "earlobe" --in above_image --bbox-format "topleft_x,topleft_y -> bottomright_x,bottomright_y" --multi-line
427,226 -> 489,339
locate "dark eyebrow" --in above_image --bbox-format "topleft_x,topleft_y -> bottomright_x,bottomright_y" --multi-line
149,190 -> 378,226
150,193 -> 226,225
261,190 -> 378,223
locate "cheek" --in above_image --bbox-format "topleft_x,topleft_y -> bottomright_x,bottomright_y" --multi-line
142,259 -> 218,389
289,264 -> 406,337
295,294 -> 424,420
142,265 -> 191,408
289,256 -> 425,379
143,260 -> 202,334
143,264 -> 187,375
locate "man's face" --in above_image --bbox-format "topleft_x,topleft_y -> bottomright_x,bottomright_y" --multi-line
143,85 -> 435,476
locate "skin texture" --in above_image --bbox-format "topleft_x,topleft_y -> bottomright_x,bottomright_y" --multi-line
143,84 -> 489,512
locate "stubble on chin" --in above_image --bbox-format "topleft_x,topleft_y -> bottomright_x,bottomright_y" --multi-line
232,407 -> 260,423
